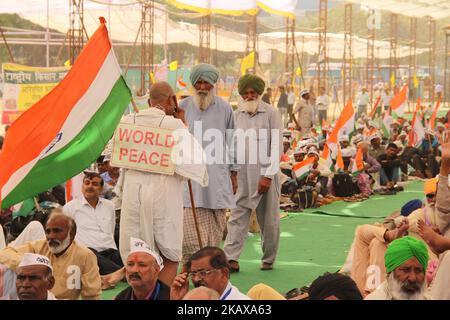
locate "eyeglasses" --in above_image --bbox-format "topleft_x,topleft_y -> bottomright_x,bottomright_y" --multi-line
426,193 -> 436,199
188,269 -> 218,279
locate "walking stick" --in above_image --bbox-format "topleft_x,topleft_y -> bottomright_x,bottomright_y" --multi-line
188,180 -> 203,249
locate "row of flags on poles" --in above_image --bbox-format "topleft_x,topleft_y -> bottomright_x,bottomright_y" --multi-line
290,83 -> 441,181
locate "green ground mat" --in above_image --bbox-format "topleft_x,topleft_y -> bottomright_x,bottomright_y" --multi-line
101,179 -> 425,299
307,180 -> 425,218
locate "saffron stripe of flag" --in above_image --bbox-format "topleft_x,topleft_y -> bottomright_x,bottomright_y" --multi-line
389,85 -> 408,118
292,157 -> 316,179
0,18 -> 131,208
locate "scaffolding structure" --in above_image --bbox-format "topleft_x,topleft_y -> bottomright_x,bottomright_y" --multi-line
366,9 -> 375,103
245,14 -> 257,74
316,0 -> 328,91
199,14 -> 211,63
342,3 -> 352,104
408,18 -> 417,102
428,17 -> 436,104
444,26 -> 450,106
389,13 -> 398,90
0,27 -> 14,63
140,0 -> 154,95
68,0 -> 85,65
285,17 -> 295,83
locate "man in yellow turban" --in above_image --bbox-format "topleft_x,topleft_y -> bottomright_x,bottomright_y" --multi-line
365,236 -> 430,300
223,74 -> 283,272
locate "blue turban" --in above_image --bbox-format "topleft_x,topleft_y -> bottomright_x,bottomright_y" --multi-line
189,63 -> 219,85
400,199 -> 423,217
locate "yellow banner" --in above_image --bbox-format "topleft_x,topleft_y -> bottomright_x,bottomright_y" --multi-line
2,63 -> 70,124
111,123 -> 176,175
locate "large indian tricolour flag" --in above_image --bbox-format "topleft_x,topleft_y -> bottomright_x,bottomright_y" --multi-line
0,18 -> 131,208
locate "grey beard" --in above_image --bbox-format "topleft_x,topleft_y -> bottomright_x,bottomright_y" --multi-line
238,97 -> 260,114
48,234 -> 71,255
387,273 -> 427,300
193,90 -> 214,111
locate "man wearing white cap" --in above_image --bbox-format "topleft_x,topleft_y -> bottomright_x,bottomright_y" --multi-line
0,213 -> 101,300
115,238 -> 169,300
16,253 -> 56,300
292,88 -> 314,136
339,135 -> 356,158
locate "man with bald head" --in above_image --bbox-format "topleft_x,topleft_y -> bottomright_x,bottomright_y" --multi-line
0,213 -> 101,299
182,286 -> 220,300
16,253 -> 56,300
115,238 -> 170,300
180,63 -> 239,264
118,81 -> 208,287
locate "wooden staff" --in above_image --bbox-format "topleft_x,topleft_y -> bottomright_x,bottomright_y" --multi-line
188,180 -> 203,249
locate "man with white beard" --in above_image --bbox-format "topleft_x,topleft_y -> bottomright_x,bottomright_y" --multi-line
365,236 -> 430,300
223,74 -> 283,272
0,213 -> 101,300
179,63 -> 239,264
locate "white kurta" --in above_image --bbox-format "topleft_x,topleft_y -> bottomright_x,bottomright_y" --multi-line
119,108 -> 208,262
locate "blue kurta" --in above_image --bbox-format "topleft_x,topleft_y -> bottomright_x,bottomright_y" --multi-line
179,95 -> 239,209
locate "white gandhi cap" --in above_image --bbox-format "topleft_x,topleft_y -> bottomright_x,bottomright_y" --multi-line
18,253 -> 53,272
129,237 -> 164,270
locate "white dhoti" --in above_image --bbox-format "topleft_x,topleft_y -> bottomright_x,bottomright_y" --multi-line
119,170 -> 186,263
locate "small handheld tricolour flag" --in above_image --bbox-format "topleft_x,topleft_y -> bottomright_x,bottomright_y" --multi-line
0,17 -> 131,208
351,147 -> 365,177
389,85 -> 408,118
292,157 -> 315,179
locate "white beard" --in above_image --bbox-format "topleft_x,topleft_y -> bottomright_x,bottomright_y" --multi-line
387,273 -> 427,300
238,96 -> 260,114
193,89 -> 214,111
48,233 -> 71,255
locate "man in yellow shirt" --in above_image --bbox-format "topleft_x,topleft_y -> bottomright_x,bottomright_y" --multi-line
0,213 -> 101,300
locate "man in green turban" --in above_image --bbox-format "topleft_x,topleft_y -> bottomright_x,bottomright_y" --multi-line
365,236 -> 430,300
224,73 -> 283,272
188,63 -> 219,111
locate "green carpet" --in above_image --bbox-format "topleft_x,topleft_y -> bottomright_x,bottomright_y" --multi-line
101,180 -> 425,299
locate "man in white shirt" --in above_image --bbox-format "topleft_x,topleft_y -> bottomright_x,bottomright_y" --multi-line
356,88 -> 369,119
170,247 -> 250,300
316,86 -> 330,126
63,172 -> 122,276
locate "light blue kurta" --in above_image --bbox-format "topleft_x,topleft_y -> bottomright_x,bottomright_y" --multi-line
180,96 -> 239,209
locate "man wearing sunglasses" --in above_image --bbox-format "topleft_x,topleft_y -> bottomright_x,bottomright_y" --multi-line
170,247 -> 249,300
